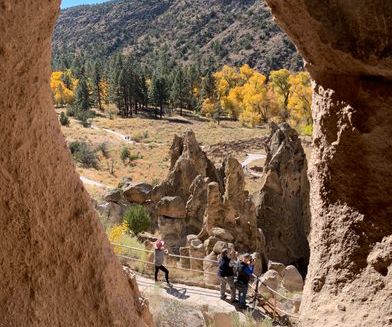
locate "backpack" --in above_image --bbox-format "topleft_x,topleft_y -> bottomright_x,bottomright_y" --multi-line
218,256 -> 234,277
236,262 -> 251,285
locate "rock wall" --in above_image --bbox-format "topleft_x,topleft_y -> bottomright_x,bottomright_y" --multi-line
265,1 -> 392,326
0,1 -> 152,326
255,123 -> 310,274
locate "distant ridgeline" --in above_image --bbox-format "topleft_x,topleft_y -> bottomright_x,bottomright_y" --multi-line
52,0 -> 303,73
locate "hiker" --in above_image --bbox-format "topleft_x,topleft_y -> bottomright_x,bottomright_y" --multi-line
218,248 -> 236,302
154,240 -> 171,286
235,253 -> 254,309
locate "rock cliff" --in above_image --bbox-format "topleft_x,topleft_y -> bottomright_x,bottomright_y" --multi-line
266,1 -> 392,325
255,123 -> 310,274
0,1 -> 152,326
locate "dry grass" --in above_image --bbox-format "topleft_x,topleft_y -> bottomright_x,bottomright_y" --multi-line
58,109 -> 312,201
59,109 -> 270,200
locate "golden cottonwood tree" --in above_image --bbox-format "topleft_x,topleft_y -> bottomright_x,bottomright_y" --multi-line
50,71 -> 75,107
269,69 -> 291,120
240,72 -> 267,127
288,71 -> 312,126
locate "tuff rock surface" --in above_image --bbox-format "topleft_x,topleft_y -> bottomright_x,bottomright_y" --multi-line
0,1 -> 152,326
255,123 -> 310,273
266,1 -> 392,325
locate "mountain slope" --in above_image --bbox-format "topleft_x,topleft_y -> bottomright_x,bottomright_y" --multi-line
52,0 -> 303,72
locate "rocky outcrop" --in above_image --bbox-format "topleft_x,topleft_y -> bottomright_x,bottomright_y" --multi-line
152,130 -> 222,202
282,265 -> 304,293
259,269 -> 281,293
199,157 -> 266,274
0,1 -> 152,326
156,196 -> 186,219
185,176 -> 210,235
266,1 -> 392,326
123,183 -> 153,204
255,123 -> 310,273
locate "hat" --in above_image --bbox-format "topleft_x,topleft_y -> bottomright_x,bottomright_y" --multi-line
242,253 -> 251,260
155,240 -> 165,249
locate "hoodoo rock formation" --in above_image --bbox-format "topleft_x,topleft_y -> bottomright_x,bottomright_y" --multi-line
153,131 -> 265,270
0,1 -> 152,326
266,1 -> 392,326
255,123 -> 310,274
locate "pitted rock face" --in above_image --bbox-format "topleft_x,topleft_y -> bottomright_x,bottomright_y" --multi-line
266,1 -> 392,326
255,123 -> 310,272
153,130 -> 222,201
0,1 -> 151,326
266,0 -> 392,79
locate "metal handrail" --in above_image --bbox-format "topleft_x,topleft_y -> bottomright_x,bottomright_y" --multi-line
117,254 -> 218,276
112,242 -> 219,263
113,241 -> 301,319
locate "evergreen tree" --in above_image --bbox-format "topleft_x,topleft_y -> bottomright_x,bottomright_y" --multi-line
75,75 -> 90,111
92,61 -> 103,111
170,67 -> 185,115
150,75 -> 169,119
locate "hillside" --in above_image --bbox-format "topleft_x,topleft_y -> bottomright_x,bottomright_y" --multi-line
52,0 -> 303,72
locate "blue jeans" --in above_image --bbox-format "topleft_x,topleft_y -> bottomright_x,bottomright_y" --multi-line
237,284 -> 248,306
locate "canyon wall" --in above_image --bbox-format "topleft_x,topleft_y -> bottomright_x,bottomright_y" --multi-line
265,1 -> 392,326
0,1 -> 152,326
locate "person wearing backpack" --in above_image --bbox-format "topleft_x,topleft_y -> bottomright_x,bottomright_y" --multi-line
235,253 -> 254,309
218,248 -> 236,302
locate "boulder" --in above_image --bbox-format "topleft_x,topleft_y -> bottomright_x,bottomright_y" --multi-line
210,227 -> 234,242
203,236 -> 218,254
212,241 -> 228,254
282,265 -> 304,293
123,183 -> 153,204
104,188 -> 123,203
158,216 -> 186,252
186,234 -> 199,245
204,252 -> 219,286
260,269 -> 282,293
156,196 -> 186,219
268,261 -> 286,276
190,243 -> 205,271
254,123 -> 310,272
190,238 -> 203,247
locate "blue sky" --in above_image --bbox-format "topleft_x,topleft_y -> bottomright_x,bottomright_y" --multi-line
61,0 -> 110,8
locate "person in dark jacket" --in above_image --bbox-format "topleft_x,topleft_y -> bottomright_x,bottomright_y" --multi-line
235,253 -> 254,309
218,248 -> 236,302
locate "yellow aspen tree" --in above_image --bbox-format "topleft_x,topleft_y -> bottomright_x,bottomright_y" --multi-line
239,64 -> 255,82
288,71 -> 313,126
240,72 -> 267,127
269,69 -> 291,121
50,71 -> 75,107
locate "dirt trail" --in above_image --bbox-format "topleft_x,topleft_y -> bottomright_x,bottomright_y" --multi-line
136,275 -> 236,312
91,125 -> 134,143
80,176 -> 108,189
241,153 -> 266,168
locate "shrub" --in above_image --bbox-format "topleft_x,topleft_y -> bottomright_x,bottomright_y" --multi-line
301,124 -> 313,136
66,104 -> 77,117
68,141 -> 99,169
123,205 -> 151,236
133,131 -> 149,142
97,142 -> 109,158
120,147 -> 131,163
76,110 -> 93,128
59,112 -> 70,126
